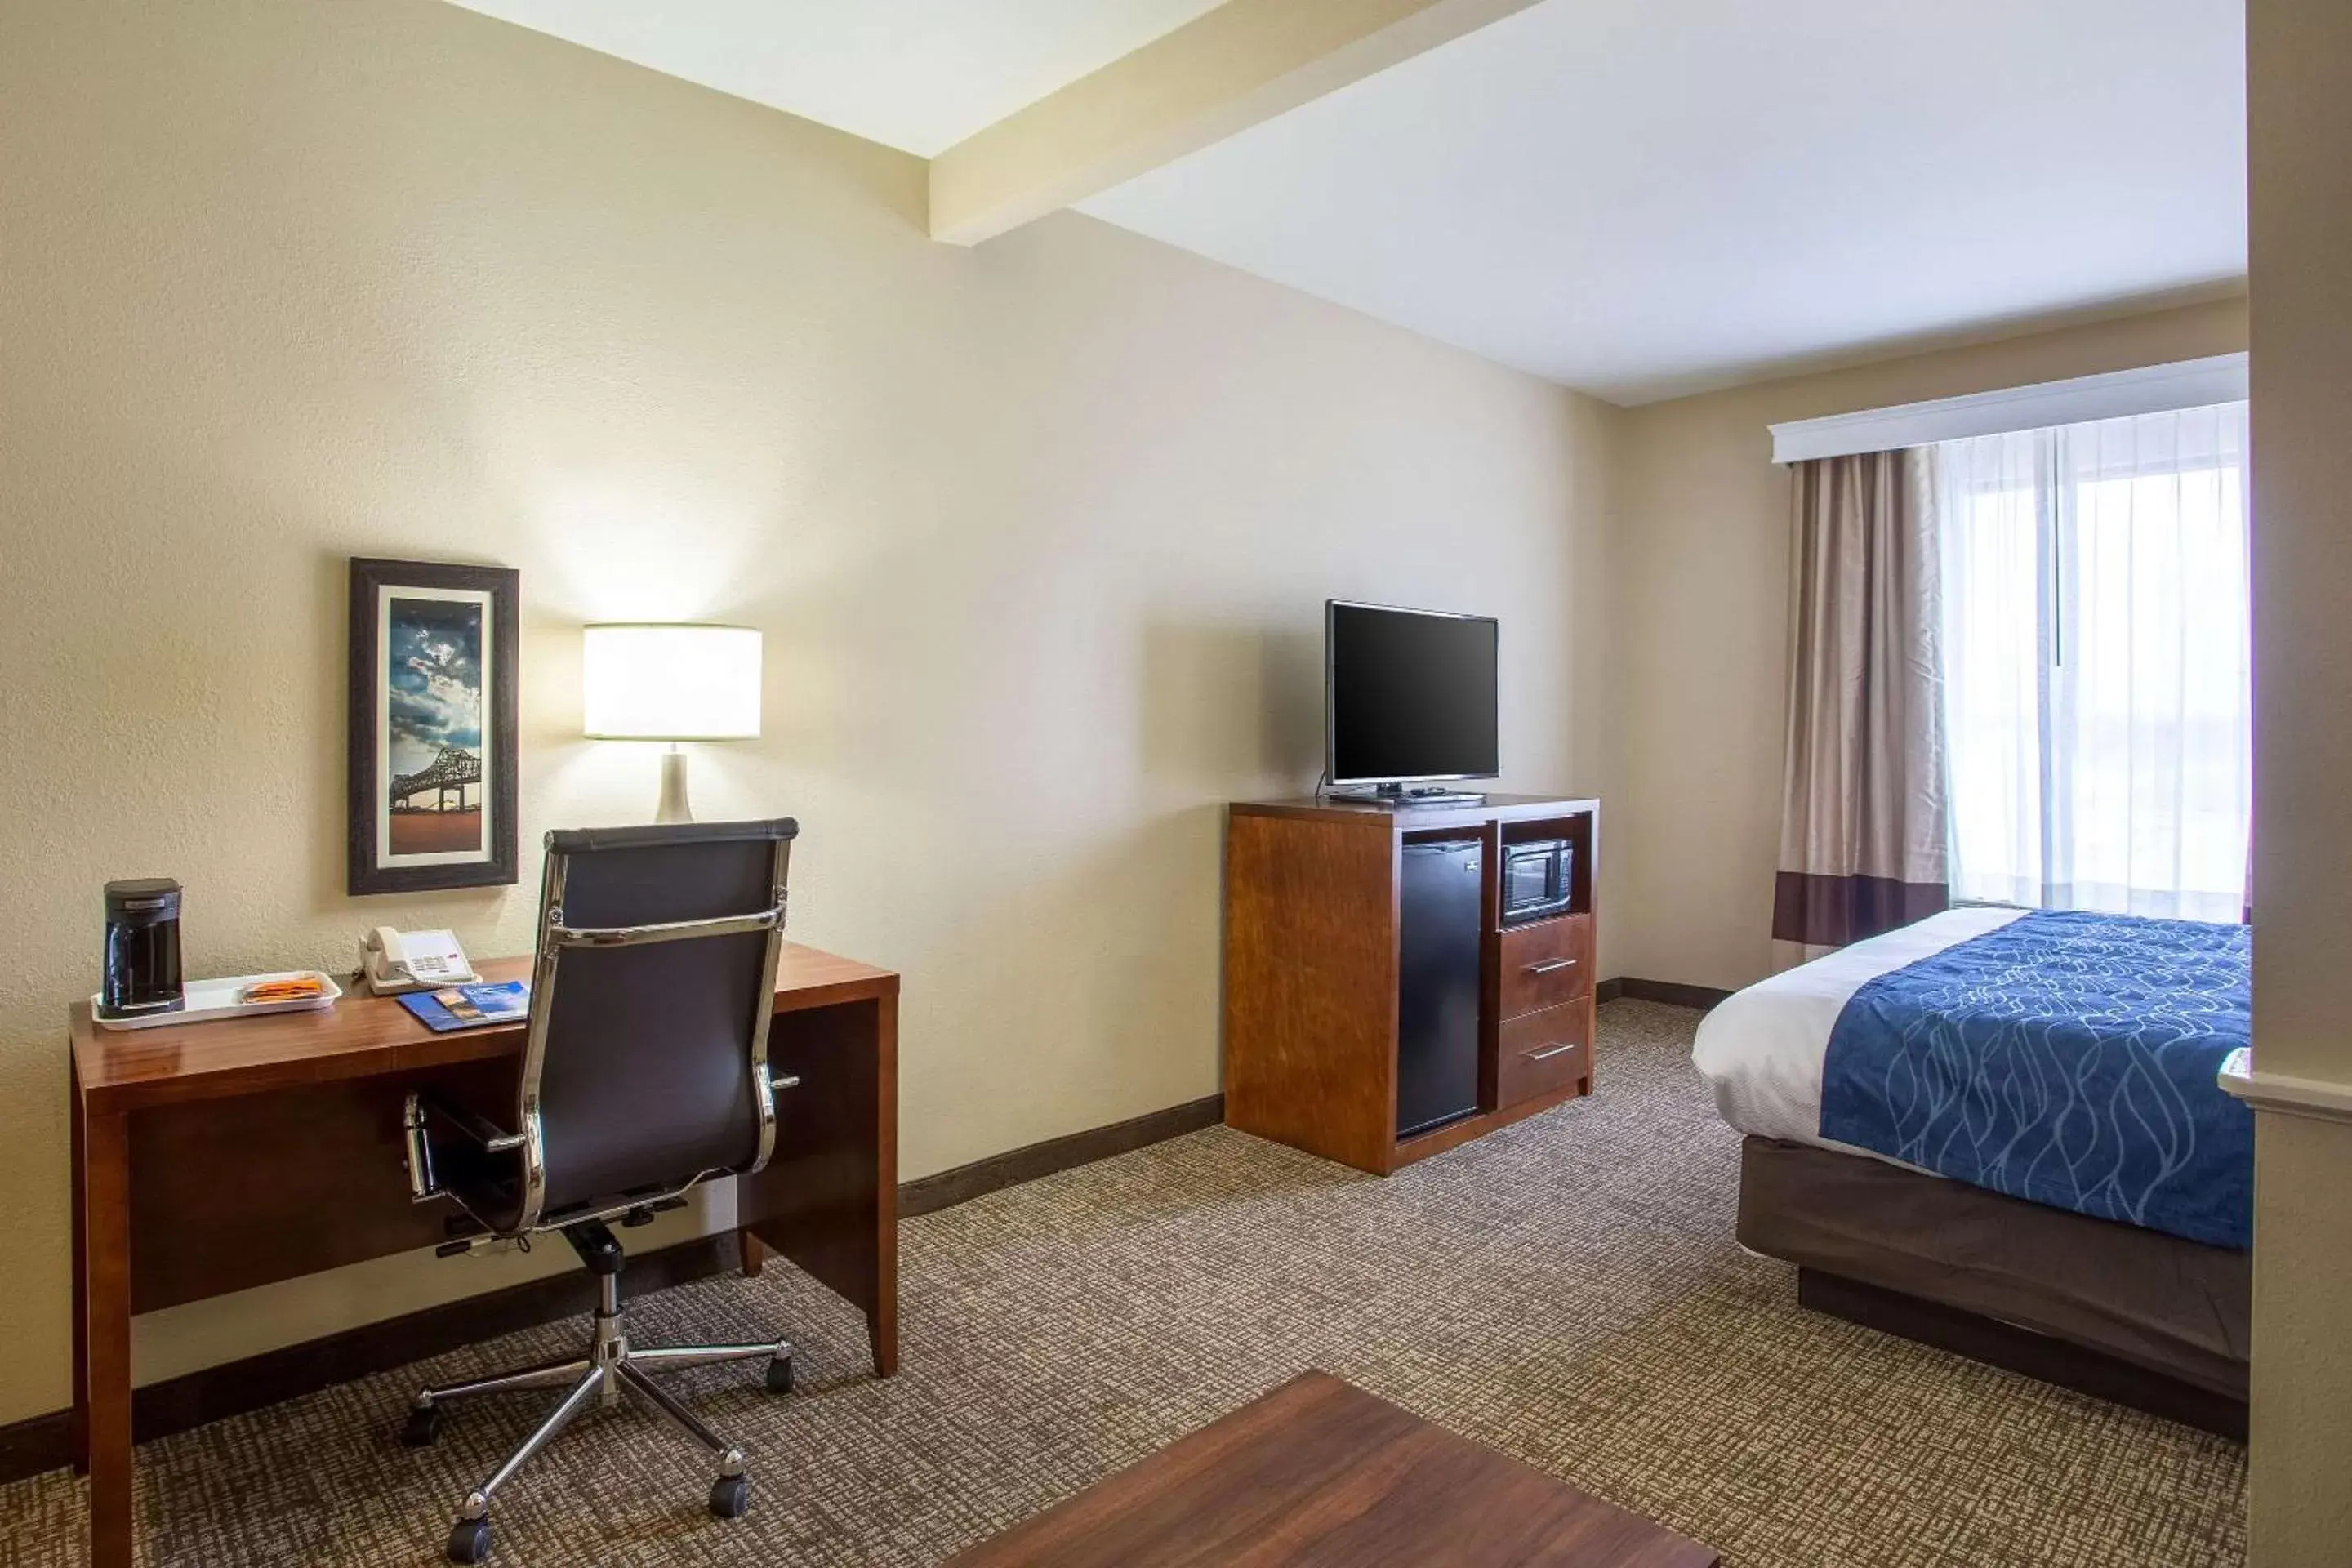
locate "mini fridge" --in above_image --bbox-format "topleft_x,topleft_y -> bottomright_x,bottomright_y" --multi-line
1396,840 -> 1483,1136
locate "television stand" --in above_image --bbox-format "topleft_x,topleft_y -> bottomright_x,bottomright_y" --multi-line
1223,793 -> 1601,1175
1325,783 -> 1488,808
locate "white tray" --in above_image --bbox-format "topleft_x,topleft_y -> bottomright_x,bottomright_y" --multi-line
91,970 -> 344,1031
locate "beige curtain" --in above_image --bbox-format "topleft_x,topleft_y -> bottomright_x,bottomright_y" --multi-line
1772,448 -> 1947,967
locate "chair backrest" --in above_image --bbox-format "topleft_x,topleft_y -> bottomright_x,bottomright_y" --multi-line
519,818 -> 797,1226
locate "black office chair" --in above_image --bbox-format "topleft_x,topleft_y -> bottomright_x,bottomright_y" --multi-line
398,819 -> 801,1565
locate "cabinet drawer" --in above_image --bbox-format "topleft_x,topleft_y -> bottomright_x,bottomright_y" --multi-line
1497,1003 -> 1592,1108
1498,915 -> 1592,1018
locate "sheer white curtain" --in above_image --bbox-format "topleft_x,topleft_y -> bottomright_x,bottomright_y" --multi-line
1934,402 -> 2252,921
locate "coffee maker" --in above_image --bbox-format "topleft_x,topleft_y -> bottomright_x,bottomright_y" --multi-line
99,877 -> 185,1022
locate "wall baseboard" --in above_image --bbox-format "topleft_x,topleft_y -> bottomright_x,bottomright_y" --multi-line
0,1410 -> 68,1491
900,1093 -> 1225,1218
0,1091 -> 1227,1486
1597,976 -> 1734,1011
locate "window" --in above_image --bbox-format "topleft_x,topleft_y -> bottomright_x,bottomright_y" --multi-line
1934,403 -> 2252,921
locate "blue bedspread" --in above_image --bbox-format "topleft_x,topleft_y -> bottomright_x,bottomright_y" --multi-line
1820,909 -> 2252,1250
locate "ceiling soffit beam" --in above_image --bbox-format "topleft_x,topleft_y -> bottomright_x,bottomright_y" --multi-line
928,0 -> 1545,247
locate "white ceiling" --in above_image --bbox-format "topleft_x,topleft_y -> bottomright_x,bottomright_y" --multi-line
444,0 -> 2247,406
443,0 -> 1226,157
1079,0 -> 2247,403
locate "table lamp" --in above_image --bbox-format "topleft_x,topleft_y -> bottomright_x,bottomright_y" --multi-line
582,624 -> 762,823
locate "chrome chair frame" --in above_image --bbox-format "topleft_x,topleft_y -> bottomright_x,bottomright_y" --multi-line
399,829 -> 800,1565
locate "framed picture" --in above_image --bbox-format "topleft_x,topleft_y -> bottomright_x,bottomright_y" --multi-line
347,558 -> 519,894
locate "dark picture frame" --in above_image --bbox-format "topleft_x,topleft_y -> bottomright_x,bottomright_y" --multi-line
347,557 -> 520,894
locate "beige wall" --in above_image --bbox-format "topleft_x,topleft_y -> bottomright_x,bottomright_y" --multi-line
2246,0 -> 2352,1558
0,0 -> 1620,1423
9,0 -> 2315,1494
1610,297 -> 2249,991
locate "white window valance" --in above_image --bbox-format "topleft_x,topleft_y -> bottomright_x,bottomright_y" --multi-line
1768,352 -> 2248,465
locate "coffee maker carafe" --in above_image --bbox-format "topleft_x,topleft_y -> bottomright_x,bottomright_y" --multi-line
100,878 -> 185,1021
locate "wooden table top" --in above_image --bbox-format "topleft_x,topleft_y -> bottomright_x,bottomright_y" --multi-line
946,1370 -> 1717,1568
1232,792 -> 1601,827
70,941 -> 898,1113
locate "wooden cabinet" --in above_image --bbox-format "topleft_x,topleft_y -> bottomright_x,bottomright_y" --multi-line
1223,794 -> 1600,1176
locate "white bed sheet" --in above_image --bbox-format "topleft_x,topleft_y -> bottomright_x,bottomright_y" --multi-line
1690,906 -> 2029,1157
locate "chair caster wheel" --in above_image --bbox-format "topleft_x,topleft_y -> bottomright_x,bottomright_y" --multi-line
402,1405 -> 442,1447
710,1473 -> 751,1519
446,1517 -> 492,1564
764,1354 -> 793,1395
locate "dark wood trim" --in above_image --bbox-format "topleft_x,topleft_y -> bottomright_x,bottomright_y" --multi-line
8,1088 -> 1225,1486
0,1409 -> 70,1490
1598,977 -> 1733,1011
901,1093 -> 1225,1218
1796,1267 -> 2248,1441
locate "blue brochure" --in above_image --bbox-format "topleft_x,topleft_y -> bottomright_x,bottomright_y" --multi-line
399,980 -> 531,1033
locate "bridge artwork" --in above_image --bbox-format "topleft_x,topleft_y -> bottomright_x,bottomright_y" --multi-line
390,744 -> 483,813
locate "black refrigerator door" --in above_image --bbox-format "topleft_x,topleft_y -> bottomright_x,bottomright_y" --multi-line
1397,840 -> 1484,1137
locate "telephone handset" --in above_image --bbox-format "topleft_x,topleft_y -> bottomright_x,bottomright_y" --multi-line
360,926 -> 480,996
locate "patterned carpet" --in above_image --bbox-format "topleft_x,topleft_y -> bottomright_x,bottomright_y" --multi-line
1,1001 -> 2245,1566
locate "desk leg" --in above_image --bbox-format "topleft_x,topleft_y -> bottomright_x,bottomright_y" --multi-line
69,1069 -> 88,1475
82,1107 -> 135,1568
869,993 -> 898,1378
742,994 -> 899,1380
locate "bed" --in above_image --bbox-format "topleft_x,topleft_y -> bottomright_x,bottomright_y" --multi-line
1693,905 -> 2254,1436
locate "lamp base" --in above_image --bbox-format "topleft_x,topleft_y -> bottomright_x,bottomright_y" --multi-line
654,748 -> 693,824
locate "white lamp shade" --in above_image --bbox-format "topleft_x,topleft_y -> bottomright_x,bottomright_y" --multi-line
582,624 -> 762,740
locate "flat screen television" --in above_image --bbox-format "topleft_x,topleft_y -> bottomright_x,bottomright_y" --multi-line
1325,600 -> 1499,790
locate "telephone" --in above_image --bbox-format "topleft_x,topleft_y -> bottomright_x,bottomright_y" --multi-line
359,926 -> 480,996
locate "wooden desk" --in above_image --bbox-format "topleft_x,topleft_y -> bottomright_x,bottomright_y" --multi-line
68,942 -> 898,1568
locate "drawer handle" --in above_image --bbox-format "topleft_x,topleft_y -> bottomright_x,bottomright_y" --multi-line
1524,958 -> 1578,975
1523,1041 -> 1580,1062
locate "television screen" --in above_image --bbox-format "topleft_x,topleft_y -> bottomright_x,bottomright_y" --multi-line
1326,601 -> 1499,785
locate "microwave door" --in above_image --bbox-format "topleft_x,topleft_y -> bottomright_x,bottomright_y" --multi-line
1503,842 -> 1573,923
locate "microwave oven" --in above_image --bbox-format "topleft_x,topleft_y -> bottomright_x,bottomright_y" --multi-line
1500,839 -> 1575,925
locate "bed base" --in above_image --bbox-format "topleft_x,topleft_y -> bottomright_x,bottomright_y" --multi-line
1795,1267 -> 2247,1441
